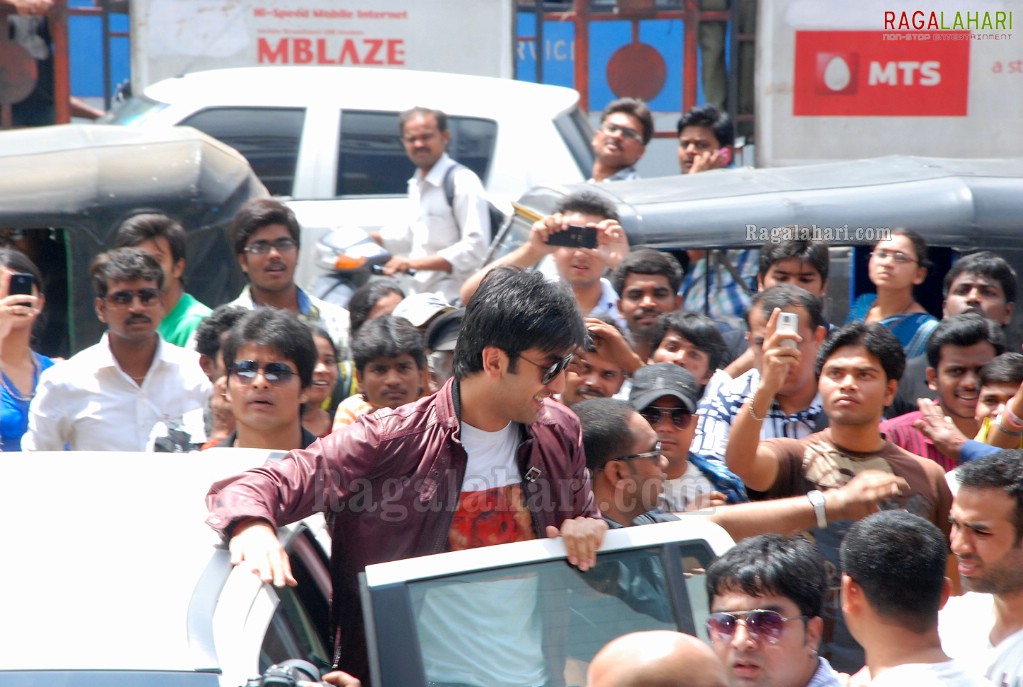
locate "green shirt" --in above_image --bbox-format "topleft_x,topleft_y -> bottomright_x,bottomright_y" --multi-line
158,291 -> 212,347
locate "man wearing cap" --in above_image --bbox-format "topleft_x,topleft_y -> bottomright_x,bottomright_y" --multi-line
630,363 -> 746,511
391,291 -> 455,332
424,307 -> 463,392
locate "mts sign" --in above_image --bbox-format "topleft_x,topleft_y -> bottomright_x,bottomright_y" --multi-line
794,31 -> 969,116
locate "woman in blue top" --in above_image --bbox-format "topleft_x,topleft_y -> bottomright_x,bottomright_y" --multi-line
0,249 -> 55,451
846,229 -> 939,358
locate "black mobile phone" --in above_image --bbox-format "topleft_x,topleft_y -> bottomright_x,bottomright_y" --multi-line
546,225 -> 598,249
8,272 -> 34,297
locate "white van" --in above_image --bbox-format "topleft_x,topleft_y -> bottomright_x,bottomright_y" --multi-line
105,66 -> 594,289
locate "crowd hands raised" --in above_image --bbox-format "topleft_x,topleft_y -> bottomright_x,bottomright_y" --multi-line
3,99 -> 1022,687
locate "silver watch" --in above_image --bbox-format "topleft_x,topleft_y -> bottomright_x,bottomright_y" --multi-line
807,490 -> 828,529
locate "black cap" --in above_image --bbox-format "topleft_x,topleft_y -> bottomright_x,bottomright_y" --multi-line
425,307 -> 464,352
629,363 -> 700,413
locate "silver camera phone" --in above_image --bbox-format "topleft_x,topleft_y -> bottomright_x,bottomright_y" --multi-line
776,312 -> 799,349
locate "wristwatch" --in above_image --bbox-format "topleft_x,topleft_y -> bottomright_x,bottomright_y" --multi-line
807,490 -> 828,529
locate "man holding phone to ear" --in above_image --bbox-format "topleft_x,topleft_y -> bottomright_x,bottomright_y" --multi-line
458,191 -> 629,327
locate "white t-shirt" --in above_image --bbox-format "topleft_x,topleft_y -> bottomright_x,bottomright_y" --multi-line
870,661 -> 994,687
417,421 -> 547,687
660,460 -> 715,512
940,592 -> 1023,687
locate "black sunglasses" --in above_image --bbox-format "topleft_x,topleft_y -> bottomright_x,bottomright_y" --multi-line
639,406 -> 693,429
615,442 -> 663,465
519,352 -> 574,385
231,360 -> 298,385
706,610 -> 807,645
106,288 -> 161,307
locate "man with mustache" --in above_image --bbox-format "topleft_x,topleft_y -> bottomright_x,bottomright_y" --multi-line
590,97 -> 653,182
227,198 -> 349,357
24,248 -> 210,450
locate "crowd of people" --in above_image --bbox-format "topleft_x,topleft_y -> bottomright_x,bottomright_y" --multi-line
2,97 -> 1021,687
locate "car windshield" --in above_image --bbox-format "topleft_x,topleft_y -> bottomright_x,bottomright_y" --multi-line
101,94 -> 170,126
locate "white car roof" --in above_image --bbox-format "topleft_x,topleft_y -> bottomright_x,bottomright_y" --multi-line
143,66 -> 581,119
0,451 -> 278,672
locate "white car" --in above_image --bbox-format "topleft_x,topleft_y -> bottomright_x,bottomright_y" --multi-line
0,450 -> 333,687
104,66 -> 594,290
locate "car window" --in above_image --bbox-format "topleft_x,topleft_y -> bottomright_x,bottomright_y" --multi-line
402,541 -> 715,685
260,530 -> 332,673
180,107 -> 305,197
336,111 -> 497,197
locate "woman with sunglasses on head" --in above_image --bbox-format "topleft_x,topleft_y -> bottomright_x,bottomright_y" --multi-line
845,229 -> 938,358
0,249 -> 54,451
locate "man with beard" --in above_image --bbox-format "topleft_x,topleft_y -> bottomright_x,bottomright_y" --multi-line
24,248 -> 210,450
227,198 -> 349,356
590,97 -> 654,182
560,316 -> 629,407
610,249 -> 684,362
940,450 -> 1023,687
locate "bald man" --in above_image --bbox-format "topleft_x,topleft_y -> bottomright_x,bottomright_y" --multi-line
587,631 -> 728,687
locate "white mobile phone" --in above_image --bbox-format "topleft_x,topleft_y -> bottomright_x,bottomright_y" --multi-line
776,312 -> 799,349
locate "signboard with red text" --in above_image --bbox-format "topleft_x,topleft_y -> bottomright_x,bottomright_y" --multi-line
758,0 -> 1022,167
130,0 -> 515,91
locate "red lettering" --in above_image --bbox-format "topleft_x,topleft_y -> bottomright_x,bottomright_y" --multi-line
339,38 -> 360,64
316,39 -> 336,64
257,37 -> 289,64
363,38 -> 384,65
387,38 -> 405,65
884,11 -> 894,29
294,38 -> 314,64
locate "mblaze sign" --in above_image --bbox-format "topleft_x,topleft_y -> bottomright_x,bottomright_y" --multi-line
793,31 -> 970,116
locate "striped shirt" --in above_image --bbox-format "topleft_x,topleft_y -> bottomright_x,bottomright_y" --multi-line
679,249 -> 759,332
880,410 -> 956,472
692,368 -> 824,464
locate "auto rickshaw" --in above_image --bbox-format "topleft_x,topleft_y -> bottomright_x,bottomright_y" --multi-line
0,124 -> 267,357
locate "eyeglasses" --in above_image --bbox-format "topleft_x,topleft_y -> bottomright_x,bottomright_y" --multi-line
870,248 -> 917,265
105,288 -> 161,307
230,360 -> 298,385
601,122 -> 644,143
244,238 -> 299,255
640,406 -> 694,429
616,442 -> 663,464
706,610 -> 808,645
519,352 -> 574,385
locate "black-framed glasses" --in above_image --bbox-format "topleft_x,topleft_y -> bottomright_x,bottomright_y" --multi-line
244,238 -> 298,255
616,442 -> 663,465
870,248 -> 916,265
640,406 -> 693,429
706,610 -> 808,645
600,122 -> 643,143
230,360 -> 298,385
105,288 -> 161,307
519,352 -> 574,385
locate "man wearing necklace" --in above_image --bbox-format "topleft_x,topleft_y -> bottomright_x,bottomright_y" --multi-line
23,248 -> 210,451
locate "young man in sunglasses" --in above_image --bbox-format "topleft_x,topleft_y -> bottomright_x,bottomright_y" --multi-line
705,534 -> 843,687
590,97 -> 653,183
215,308 -> 318,451
629,363 -> 747,511
24,248 -> 210,451
206,267 -> 606,685
228,198 -> 349,356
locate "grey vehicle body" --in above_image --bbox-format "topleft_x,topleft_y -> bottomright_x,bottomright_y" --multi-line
493,156 -> 1023,343
0,124 -> 267,356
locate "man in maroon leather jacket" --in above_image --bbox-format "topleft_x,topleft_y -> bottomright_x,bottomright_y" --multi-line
206,266 -> 607,684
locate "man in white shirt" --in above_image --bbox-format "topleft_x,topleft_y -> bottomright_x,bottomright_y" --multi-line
940,450 -> 1023,687
376,107 -> 490,303
842,510 -> 991,686
24,248 -> 210,451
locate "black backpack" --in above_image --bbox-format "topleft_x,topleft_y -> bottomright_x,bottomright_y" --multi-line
442,163 -> 507,242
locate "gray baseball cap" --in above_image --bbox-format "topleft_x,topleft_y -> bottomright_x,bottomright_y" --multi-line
629,363 -> 700,414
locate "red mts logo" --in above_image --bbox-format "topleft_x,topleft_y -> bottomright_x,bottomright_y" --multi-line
793,31 -> 969,116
